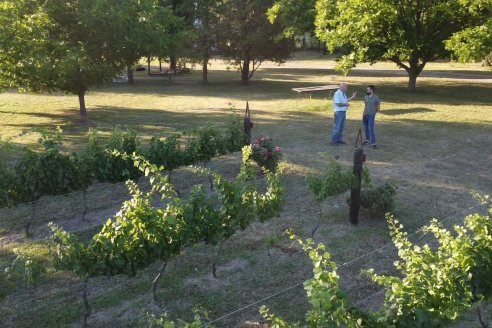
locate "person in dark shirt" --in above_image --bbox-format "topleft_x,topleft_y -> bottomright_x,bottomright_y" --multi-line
362,85 -> 381,149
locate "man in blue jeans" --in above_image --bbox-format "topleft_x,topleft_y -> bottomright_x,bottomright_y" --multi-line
332,82 -> 357,145
362,85 -> 381,149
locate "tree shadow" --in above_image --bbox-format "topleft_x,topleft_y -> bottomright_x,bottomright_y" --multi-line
380,108 -> 436,116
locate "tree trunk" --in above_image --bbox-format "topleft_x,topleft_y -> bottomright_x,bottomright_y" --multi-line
159,58 -> 162,71
202,57 -> 209,84
78,89 -> 88,118
407,71 -> 418,92
127,66 -> 134,84
170,56 -> 177,70
241,59 -> 250,85
147,56 -> 151,76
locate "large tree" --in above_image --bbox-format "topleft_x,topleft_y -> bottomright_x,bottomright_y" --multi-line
445,0 -> 492,66
0,0 -> 180,118
181,0 -> 221,84
217,0 -> 295,84
312,0 -> 488,91
267,0 -> 316,37
0,0 -> 125,118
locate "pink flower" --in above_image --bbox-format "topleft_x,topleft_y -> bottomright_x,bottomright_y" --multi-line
275,146 -> 281,152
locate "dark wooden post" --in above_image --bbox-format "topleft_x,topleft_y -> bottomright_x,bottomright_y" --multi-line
349,129 -> 364,225
244,101 -> 253,145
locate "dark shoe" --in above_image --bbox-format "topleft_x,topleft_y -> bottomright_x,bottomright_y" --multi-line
372,144 -> 377,149
331,142 -> 339,146
363,141 -> 370,145
337,140 -> 347,144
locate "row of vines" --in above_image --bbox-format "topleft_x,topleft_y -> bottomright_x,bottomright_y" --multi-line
0,114 -> 247,207
49,146 -> 285,326
159,196 -> 492,328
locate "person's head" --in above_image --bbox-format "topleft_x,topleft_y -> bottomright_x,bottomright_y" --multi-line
339,82 -> 348,92
367,85 -> 376,95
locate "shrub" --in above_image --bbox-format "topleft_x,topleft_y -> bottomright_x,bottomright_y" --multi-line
307,160 -> 357,202
251,136 -> 282,172
223,113 -> 248,152
359,182 -> 397,218
146,134 -> 183,171
0,160 -> 14,207
87,127 -> 142,183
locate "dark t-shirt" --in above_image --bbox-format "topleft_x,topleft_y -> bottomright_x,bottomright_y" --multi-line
363,95 -> 381,115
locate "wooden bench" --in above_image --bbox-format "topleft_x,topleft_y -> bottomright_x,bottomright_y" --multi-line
150,69 -> 176,85
292,85 -> 339,99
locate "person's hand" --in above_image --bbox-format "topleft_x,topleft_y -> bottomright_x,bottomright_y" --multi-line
346,103 -> 350,107
352,91 -> 357,98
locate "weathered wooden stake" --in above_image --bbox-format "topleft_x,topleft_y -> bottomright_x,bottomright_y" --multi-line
212,239 -> 226,279
25,202 -> 36,236
349,129 -> 364,225
82,277 -> 92,328
82,190 -> 88,222
311,202 -> 323,237
152,261 -> 168,304
244,102 -> 253,145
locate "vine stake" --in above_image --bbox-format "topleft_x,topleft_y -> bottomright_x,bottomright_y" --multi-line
152,261 -> 168,304
82,277 -> 92,328
212,239 -> 226,279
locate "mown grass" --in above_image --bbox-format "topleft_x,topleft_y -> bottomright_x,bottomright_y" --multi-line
0,51 -> 491,327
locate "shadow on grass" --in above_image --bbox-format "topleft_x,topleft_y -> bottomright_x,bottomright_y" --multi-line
97,69 -> 492,107
380,108 -> 436,116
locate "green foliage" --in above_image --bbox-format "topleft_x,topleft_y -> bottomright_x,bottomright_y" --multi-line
147,135 -> 183,172
36,126 -> 64,150
0,250 -> 45,299
307,160 -> 357,203
141,308 -> 215,328
84,127 -> 142,183
0,0 -> 186,115
445,0 -> 492,64
267,0 -> 316,37
0,159 -> 14,207
13,148 -> 91,202
223,113 -> 247,153
262,199 -> 492,328
216,0 -> 296,83
358,183 -> 397,218
313,0 -> 485,89
251,136 -> 283,172
0,117 -> 247,208
50,147 -> 285,279
261,233 -> 373,327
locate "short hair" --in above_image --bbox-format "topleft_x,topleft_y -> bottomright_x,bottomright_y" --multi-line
368,85 -> 376,92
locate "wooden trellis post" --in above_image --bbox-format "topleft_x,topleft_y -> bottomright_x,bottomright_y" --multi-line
349,129 -> 365,225
244,101 -> 254,144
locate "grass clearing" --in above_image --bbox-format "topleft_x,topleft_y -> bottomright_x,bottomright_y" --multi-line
1,51 -> 491,327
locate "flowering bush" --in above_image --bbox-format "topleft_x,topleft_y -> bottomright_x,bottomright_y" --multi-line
251,136 -> 282,172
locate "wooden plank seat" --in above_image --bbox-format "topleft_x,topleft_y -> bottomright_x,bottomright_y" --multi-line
150,69 -> 176,84
292,84 -> 339,97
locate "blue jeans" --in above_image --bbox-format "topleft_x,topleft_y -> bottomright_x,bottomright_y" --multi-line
332,111 -> 346,144
363,114 -> 376,145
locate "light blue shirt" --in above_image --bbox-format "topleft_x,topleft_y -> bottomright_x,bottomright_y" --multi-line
333,89 -> 348,112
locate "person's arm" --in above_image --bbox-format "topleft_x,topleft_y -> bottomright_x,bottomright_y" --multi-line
348,91 -> 357,101
376,98 -> 381,112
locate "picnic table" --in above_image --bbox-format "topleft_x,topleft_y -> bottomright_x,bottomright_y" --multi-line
292,84 -> 339,99
150,69 -> 176,85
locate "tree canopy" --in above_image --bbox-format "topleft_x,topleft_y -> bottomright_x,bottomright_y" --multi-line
445,0 -> 492,66
0,0 -> 182,118
312,0 -> 488,91
217,0 -> 295,84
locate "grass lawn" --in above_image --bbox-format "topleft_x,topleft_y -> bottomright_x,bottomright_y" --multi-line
0,51 -> 491,327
